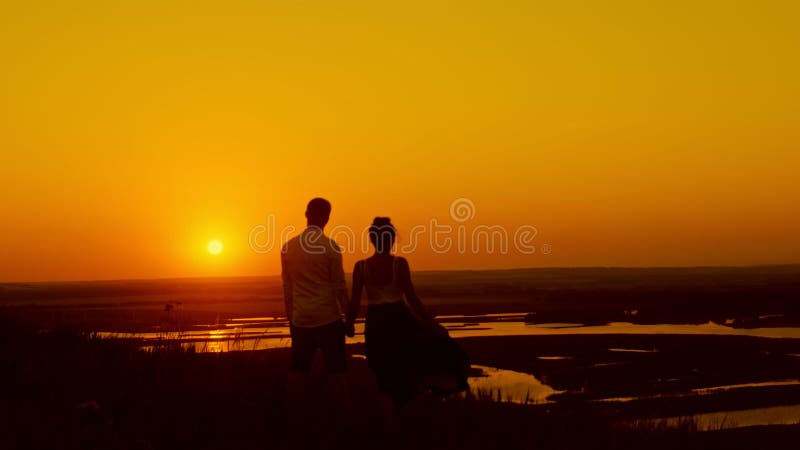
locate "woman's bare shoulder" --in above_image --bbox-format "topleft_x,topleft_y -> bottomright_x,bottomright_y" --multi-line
394,256 -> 411,271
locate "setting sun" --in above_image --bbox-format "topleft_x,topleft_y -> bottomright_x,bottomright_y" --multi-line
207,240 -> 224,256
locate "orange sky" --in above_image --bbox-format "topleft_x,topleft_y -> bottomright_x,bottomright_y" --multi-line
1,1 -> 799,282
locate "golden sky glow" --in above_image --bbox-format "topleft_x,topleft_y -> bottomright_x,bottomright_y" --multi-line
1,1 -> 799,281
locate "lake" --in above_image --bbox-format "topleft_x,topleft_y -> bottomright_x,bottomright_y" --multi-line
97,313 -> 800,352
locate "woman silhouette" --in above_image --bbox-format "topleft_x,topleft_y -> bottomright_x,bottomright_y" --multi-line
346,217 -> 469,415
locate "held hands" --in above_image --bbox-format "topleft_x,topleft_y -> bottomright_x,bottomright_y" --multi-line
428,319 -> 449,337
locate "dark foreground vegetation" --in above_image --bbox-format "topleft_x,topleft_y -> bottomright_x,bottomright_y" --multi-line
2,319 -> 799,450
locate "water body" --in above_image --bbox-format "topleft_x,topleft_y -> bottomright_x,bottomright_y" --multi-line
468,365 -> 562,404
103,316 -> 800,353
598,380 -> 800,403
465,367 -> 800,429
661,404 -> 800,430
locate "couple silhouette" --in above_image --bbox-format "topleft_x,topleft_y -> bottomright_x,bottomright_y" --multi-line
281,198 -> 469,433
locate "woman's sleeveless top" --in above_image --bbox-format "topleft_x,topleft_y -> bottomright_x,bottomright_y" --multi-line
363,257 -> 405,305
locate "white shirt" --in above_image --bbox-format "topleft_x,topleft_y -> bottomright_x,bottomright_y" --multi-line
280,227 -> 347,327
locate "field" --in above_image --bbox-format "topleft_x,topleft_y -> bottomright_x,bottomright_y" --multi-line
2,265 -> 800,449
3,325 -> 800,450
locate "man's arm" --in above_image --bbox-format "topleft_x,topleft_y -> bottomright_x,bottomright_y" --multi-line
280,246 -> 293,325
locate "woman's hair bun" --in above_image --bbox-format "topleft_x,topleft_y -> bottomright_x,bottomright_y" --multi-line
372,217 -> 393,227
369,217 -> 396,250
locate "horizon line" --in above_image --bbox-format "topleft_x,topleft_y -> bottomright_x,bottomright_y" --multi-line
3,262 -> 799,286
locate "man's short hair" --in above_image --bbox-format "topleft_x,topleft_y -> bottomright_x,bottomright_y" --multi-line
306,197 -> 332,223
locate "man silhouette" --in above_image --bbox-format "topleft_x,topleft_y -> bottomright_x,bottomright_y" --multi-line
281,197 -> 349,441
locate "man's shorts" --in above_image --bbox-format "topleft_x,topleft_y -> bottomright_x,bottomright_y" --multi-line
289,319 -> 347,373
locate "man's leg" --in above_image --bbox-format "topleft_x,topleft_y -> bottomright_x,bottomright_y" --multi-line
319,321 -> 351,432
286,325 -> 315,445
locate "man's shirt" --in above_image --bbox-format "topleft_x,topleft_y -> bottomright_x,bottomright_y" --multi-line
281,226 -> 347,328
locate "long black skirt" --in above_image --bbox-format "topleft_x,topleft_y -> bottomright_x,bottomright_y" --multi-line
365,302 -> 470,405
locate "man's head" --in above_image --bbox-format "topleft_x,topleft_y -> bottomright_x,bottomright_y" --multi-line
305,197 -> 332,228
